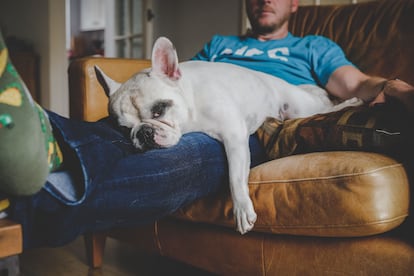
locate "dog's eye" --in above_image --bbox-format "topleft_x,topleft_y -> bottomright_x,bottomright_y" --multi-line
151,100 -> 172,119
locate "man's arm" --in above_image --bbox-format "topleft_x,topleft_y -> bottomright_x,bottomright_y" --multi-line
325,65 -> 386,102
326,65 -> 414,112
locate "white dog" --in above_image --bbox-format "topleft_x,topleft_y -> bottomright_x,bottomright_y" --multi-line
95,37 -> 361,234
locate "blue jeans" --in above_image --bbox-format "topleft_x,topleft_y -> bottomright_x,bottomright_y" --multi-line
9,111 -> 267,248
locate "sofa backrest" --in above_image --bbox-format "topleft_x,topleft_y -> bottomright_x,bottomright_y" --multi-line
289,0 -> 414,85
69,58 -> 151,121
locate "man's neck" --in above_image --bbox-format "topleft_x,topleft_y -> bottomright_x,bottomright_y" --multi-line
251,25 -> 290,41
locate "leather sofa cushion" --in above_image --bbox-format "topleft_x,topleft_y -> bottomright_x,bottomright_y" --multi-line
174,151 -> 409,237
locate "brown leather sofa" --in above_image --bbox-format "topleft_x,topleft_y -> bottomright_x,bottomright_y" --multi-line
69,0 -> 414,274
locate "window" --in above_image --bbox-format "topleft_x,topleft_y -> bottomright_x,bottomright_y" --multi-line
105,0 -> 153,58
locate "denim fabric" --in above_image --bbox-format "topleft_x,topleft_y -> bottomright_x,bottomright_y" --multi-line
9,111 -> 267,248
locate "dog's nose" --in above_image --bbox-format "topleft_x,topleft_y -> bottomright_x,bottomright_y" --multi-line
142,124 -> 154,138
136,124 -> 154,142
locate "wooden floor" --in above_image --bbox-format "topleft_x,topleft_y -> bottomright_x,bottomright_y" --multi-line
19,236 -> 215,276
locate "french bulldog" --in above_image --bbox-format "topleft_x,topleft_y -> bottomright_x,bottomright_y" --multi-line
95,37 -> 361,234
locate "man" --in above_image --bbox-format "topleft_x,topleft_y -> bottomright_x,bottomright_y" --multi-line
193,0 -> 414,112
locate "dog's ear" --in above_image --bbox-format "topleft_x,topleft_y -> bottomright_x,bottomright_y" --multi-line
151,37 -> 181,81
94,65 -> 121,97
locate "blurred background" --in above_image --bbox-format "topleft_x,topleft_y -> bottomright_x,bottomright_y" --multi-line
0,0 -> 374,117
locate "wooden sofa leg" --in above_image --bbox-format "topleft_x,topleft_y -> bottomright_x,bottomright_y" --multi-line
84,232 -> 107,268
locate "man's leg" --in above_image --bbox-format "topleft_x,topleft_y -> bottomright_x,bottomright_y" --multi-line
10,112 -> 266,248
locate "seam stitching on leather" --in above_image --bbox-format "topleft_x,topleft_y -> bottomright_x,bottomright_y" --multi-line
254,214 -> 409,229
154,221 -> 163,255
249,163 -> 403,184
261,236 -> 266,276
196,214 -> 409,231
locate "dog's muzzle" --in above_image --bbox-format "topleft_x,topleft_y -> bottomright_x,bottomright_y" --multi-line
134,124 -> 160,150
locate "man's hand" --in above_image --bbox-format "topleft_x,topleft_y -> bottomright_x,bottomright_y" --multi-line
327,66 -> 414,114
370,79 -> 414,113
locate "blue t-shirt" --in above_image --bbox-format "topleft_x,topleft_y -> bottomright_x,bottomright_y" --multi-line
192,33 -> 354,87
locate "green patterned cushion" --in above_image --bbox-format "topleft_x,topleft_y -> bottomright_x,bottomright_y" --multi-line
0,30 -> 62,196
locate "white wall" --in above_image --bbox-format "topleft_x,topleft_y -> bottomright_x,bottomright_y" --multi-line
0,0 -> 68,116
48,0 -> 69,116
153,0 -> 242,60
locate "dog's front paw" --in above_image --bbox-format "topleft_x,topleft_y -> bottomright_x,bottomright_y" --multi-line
345,97 -> 364,106
233,200 -> 257,234
332,97 -> 364,112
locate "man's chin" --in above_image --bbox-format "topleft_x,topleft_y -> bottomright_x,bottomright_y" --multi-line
252,23 -> 278,35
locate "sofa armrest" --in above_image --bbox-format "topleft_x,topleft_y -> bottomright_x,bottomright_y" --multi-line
68,57 -> 151,121
0,219 -> 22,258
